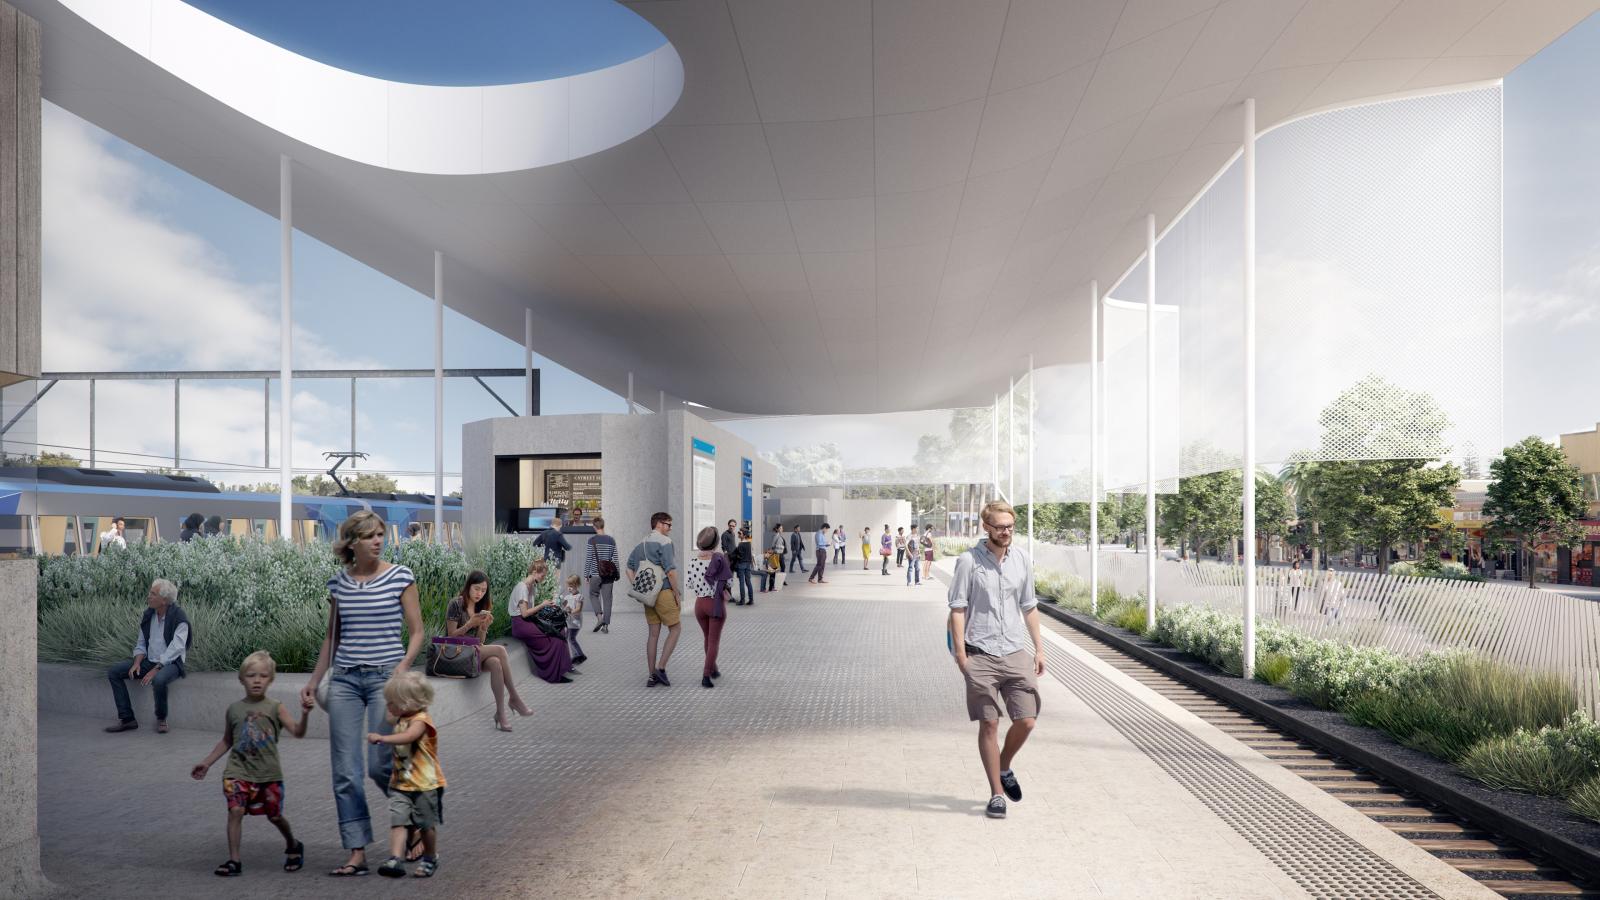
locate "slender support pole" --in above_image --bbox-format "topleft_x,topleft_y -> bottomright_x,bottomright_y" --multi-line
263,379 -> 270,468
1027,356 -> 1034,556
1145,212 -> 1157,631
1008,376 -> 1016,506
88,379 -> 95,467
1089,280 -> 1100,614
434,250 -> 445,543
350,378 -> 357,468
991,394 -> 1000,501
278,155 -> 293,540
524,308 -> 534,416
659,389 -> 666,413
173,379 -> 180,469
627,371 -> 635,414
1243,98 -> 1259,680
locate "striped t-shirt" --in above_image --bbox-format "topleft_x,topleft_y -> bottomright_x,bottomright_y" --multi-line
329,564 -> 416,668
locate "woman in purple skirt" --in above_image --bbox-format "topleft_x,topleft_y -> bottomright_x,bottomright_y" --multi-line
507,558 -> 573,684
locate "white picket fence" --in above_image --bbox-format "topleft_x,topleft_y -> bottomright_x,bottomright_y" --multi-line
1035,543 -> 1600,716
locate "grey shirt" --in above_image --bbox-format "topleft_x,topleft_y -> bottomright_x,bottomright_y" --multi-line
947,541 -> 1036,657
626,531 -> 677,578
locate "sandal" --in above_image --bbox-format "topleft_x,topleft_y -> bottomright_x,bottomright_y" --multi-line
284,840 -> 304,872
378,857 -> 407,878
328,863 -> 369,877
493,713 -> 513,733
406,827 -> 425,861
214,860 -> 241,877
413,856 -> 439,878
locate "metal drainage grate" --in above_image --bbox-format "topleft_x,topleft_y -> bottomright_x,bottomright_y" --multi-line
1050,652 -> 1439,900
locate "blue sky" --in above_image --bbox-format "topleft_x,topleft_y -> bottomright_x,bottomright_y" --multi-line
26,10 -> 1600,488
181,0 -> 665,86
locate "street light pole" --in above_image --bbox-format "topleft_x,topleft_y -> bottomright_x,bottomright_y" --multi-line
1243,98 -> 1259,680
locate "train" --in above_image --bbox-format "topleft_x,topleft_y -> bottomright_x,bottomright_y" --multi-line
0,466 -> 462,557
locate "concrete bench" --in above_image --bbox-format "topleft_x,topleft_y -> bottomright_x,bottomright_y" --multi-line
38,641 -> 537,739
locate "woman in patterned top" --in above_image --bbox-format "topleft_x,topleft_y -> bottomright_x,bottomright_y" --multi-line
301,510 -> 425,878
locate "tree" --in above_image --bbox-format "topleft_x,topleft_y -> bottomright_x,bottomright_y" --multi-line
1483,436 -> 1586,589
1252,472 -> 1291,560
763,443 -> 845,485
1304,459 -> 1460,574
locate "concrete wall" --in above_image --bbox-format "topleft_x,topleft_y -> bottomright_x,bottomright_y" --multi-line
0,2 -> 41,388
0,560 -> 44,897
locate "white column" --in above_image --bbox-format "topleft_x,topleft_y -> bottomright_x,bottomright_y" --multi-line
1242,98 -> 1259,679
278,155 -> 293,540
1089,280 -> 1100,614
991,394 -> 1000,500
627,372 -> 635,414
1027,356 -> 1034,556
1008,376 -> 1016,505
523,308 -> 534,416
1145,212 -> 1157,631
434,251 -> 444,543
659,389 -> 665,413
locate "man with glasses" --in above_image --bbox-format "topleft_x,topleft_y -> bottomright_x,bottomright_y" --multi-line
947,501 -> 1044,819
627,512 -> 684,687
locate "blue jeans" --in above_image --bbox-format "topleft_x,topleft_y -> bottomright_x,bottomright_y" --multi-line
107,657 -> 184,722
907,554 -> 921,585
735,564 -> 753,603
326,665 -> 395,849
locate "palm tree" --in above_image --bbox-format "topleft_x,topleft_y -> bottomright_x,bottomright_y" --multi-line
1278,459 -> 1322,571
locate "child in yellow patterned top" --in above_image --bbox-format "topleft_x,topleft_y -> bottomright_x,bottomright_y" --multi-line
368,671 -> 446,878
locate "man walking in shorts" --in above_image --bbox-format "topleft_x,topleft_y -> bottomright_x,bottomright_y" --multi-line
627,512 -> 683,687
947,500 -> 1044,819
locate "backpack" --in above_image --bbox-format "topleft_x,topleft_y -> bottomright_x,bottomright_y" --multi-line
627,553 -> 666,608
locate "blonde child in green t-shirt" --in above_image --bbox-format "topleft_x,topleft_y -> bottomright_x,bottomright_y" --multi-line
191,650 -> 313,877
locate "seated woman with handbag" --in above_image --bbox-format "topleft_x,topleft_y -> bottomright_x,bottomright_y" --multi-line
507,558 -> 575,684
442,570 -> 534,732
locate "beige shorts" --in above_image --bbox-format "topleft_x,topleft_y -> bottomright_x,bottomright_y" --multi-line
390,788 -> 444,830
645,588 -> 681,626
964,649 -> 1041,722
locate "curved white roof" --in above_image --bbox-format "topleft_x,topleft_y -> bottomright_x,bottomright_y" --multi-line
17,0 -> 1599,415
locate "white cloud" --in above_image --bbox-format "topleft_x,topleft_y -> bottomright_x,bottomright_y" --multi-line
30,105 -> 456,488
40,104 -> 359,370
1504,248 -> 1600,325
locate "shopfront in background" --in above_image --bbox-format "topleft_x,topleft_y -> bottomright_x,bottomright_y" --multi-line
1561,521 -> 1600,586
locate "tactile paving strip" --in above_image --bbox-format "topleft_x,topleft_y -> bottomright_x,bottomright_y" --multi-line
1049,652 -> 1439,900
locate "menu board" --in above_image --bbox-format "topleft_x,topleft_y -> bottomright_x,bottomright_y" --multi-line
692,439 -> 716,538
544,470 -> 602,508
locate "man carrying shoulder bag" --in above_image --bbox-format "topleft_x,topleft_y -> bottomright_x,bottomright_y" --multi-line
626,512 -> 683,687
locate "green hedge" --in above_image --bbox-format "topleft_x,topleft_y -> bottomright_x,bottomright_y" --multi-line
1033,567 -> 1600,824
37,536 -> 555,673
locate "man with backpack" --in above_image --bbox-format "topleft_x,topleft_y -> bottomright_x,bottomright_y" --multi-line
626,512 -> 683,687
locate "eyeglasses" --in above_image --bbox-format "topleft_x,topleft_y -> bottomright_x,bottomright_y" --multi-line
987,523 -> 1016,533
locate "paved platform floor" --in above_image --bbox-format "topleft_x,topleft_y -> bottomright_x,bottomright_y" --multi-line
37,562 -> 1496,898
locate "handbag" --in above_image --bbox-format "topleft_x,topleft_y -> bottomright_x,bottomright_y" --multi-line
532,603 -> 569,637
426,636 -> 481,679
627,555 -> 666,608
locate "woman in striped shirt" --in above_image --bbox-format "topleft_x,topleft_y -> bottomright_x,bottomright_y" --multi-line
583,517 -> 619,633
301,510 -> 425,878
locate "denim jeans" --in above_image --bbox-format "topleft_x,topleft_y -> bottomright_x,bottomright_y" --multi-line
107,657 -> 184,722
735,564 -> 753,602
907,554 -> 921,585
326,665 -> 395,849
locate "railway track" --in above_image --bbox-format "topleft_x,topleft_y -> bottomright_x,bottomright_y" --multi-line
1044,617 -> 1598,899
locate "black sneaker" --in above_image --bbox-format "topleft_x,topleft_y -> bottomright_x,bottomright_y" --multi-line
701,676 -> 715,688
985,795 -> 1007,819
646,673 -> 659,687
1000,770 -> 1022,802
655,669 -> 671,687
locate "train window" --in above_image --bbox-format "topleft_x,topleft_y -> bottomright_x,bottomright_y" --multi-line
228,518 -> 251,537
0,515 -> 33,557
